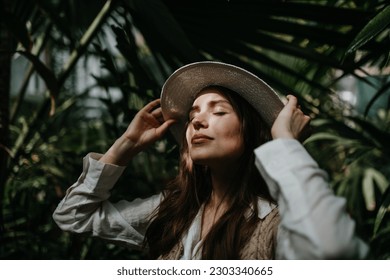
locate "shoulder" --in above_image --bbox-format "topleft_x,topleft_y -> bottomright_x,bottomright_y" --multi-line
253,199 -> 280,251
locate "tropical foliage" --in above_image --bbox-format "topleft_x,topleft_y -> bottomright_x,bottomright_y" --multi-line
0,0 -> 389,259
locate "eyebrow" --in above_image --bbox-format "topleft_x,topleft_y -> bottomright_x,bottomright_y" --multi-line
189,99 -> 231,115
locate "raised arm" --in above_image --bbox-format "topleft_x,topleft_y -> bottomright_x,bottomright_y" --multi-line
53,99 -> 174,249
255,95 -> 369,259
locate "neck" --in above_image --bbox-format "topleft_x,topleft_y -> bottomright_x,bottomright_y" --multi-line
200,161 -> 240,240
208,162 -> 239,207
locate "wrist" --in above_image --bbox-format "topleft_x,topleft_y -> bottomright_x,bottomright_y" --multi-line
271,128 -> 294,140
100,136 -> 139,166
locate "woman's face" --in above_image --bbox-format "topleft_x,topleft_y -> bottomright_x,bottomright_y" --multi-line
185,89 -> 244,167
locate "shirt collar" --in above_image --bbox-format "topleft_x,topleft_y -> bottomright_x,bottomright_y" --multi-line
256,197 -> 277,219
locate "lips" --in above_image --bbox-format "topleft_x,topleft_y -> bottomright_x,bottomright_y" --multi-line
191,134 -> 213,144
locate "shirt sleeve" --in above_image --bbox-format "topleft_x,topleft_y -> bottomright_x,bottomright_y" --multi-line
52,153 -> 162,250
254,139 -> 369,259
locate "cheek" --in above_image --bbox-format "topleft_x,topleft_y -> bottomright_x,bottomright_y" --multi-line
227,132 -> 244,153
218,121 -> 244,151
221,117 -> 241,137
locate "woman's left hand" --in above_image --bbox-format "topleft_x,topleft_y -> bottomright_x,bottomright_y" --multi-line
271,95 -> 311,141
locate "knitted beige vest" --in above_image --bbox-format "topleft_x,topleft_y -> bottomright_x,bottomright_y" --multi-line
158,207 -> 280,260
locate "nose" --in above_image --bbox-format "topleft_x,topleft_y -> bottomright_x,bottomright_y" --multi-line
191,114 -> 208,130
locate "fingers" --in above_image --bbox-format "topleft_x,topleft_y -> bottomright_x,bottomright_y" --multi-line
142,99 -> 161,113
286,95 -> 307,117
289,96 -> 311,141
155,119 -> 176,137
141,99 -> 169,121
142,98 -> 176,134
151,107 -> 163,120
286,95 -> 298,107
137,99 -> 167,124
151,106 -> 177,129
272,94 -> 312,141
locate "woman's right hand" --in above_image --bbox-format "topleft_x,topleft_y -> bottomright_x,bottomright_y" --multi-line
100,99 -> 175,166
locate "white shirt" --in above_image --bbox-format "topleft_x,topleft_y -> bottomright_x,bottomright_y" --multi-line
53,139 -> 369,259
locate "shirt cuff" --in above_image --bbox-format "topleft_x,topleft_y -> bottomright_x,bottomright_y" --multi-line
82,152 -> 126,193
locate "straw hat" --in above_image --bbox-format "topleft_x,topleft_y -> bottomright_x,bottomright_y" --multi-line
161,61 -> 284,142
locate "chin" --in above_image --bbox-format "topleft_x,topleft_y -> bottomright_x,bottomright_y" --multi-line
191,157 -> 210,166
190,152 -> 215,165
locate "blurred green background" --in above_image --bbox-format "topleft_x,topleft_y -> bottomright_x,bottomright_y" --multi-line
0,0 -> 389,259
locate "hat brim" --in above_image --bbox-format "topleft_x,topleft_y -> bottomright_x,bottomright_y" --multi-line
161,61 -> 284,143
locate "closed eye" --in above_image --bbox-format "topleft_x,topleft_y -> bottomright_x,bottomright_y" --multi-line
188,113 -> 197,122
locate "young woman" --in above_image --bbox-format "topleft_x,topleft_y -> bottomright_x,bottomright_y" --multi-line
53,61 -> 369,259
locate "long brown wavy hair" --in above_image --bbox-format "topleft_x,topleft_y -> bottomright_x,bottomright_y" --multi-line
145,86 -> 275,259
